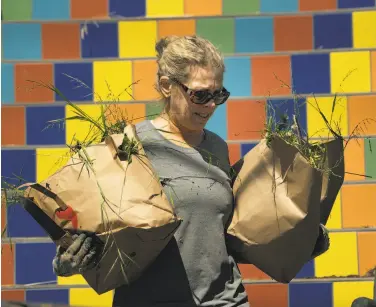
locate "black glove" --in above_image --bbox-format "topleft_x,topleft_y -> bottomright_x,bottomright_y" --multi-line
311,224 -> 330,259
52,232 -> 99,277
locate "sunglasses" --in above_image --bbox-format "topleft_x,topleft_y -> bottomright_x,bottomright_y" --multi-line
173,79 -> 230,105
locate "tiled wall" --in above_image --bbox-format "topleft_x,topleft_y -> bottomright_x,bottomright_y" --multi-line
1,0 -> 376,306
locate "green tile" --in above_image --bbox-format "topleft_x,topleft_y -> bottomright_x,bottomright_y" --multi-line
146,102 -> 164,119
365,137 -> 376,180
223,0 -> 260,15
2,0 -> 32,20
196,18 -> 235,54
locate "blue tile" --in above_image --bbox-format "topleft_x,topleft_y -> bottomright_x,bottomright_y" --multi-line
81,23 -> 119,58
338,0 -> 375,8
241,143 -> 258,157
235,17 -> 274,53
295,260 -> 315,278
260,0 -> 298,12
32,0 -> 70,20
314,13 -> 353,49
206,104 -> 227,140
26,106 -> 66,145
2,24 -> 41,60
267,98 -> 308,136
289,283 -> 333,307
7,203 -> 49,238
109,0 -> 146,17
224,57 -> 251,97
16,243 -> 57,284
2,63 -> 14,104
26,289 -> 69,305
291,54 -> 330,94
55,63 -> 93,102
1,149 -> 36,186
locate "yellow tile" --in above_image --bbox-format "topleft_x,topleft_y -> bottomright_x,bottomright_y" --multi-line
70,288 -> 113,307
58,275 -> 88,285
333,281 -> 374,307
325,192 -> 342,229
353,11 -> 376,48
65,104 -> 103,145
314,232 -> 358,277
146,0 -> 184,17
118,21 -> 157,58
306,96 -> 348,138
330,51 -> 371,94
36,148 -> 71,182
93,61 -> 133,103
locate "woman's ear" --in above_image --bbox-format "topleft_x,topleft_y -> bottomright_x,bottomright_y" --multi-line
159,76 -> 171,98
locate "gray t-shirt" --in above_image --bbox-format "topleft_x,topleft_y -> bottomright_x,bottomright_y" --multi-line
113,120 -> 249,307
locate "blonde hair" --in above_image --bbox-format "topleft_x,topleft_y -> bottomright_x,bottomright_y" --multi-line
155,35 -> 225,91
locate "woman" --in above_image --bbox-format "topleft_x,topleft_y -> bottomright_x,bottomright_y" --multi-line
53,35 -> 250,307
52,35 -> 329,306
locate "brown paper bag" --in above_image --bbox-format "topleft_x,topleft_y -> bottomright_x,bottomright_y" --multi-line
318,138 -> 345,225
227,136 -> 323,283
20,124 -> 181,294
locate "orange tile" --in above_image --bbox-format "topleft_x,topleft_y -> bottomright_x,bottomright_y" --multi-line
251,55 -> 291,97
1,244 -> 15,285
342,184 -> 376,228
42,23 -> 80,60
274,15 -> 313,51
157,19 -> 196,39
238,264 -> 272,280
1,290 -> 25,302
344,138 -> 366,181
105,103 -> 146,125
244,284 -> 288,307
348,95 -> 376,136
299,0 -> 336,11
184,0 -> 222,16
1,106 -> 25,146
372,52 -> 376,91
71,0 -> 108,19
358,232 -> 376,275
227,99 -> 266,141
14,63 -> 54,104
228,143 -> 241,166
133,60 -> 159,101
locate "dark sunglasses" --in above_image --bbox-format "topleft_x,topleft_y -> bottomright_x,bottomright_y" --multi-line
173,79 -> 230,105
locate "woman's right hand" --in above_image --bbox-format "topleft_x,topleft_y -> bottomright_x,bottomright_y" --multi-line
52,233 -> 98,277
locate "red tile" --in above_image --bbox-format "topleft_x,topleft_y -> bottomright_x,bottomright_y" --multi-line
238,264 -> 272,280
251,55 -> 291,97
1,244 -> 15,285
228,143 -> 241,166
244,284 -> 288,307
15,63 -> 54,103
227,99 -> 266,141
1,290 -> 25,302
357,232 -> 376,276
299,0 -> 336,11
274,15 -> 313,51
71,0 -> 108,19
42,23 -> 80,59
1,106 -> 25,146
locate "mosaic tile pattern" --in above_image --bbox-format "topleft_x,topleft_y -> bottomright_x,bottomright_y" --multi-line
1,1 -> 376,306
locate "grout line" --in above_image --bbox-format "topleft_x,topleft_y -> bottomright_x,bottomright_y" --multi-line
3,228 -> 376,244
2,47 -> 376,64
2,91 -> 376,108
2,6 -> 376,24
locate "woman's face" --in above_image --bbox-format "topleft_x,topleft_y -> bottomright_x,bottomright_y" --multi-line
168,66 -> 227,133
